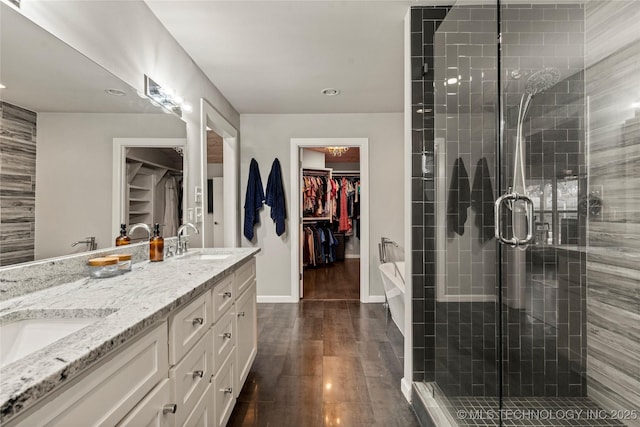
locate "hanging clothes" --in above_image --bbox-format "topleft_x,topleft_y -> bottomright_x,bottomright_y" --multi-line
302,223 -> 338,267
338,177 -> 350,232
265,158 -> 287,236
471,157 -> 495,244
243,158 -> 265,241
447,157 -> 470,237
163,175 -> 179,237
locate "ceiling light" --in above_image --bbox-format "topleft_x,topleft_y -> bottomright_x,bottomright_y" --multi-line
632,101 -> 640,109
447,77 -> 458,85
182,104 -> 193,113
105,88 -> 126,96
327,147 -> 349,157
416,108 -> 433,113
321,88 -> 340,96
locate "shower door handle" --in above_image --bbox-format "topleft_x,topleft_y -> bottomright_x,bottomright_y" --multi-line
495,192 -> 534,247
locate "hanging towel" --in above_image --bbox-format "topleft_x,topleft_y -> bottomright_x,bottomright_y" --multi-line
447,157 -> 470,236
265,158 -> 287,236
243,158 -> 265,241
471,157 -> 495,244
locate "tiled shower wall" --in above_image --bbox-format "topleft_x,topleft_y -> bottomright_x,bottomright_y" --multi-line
585,1 -> 640,417
0,102 -> 36,266
412,4 -> 589,397
410,5 -> 450,382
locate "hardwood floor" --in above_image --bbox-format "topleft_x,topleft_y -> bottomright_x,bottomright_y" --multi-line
303,259 -> 360,300
228,301 -> 419,427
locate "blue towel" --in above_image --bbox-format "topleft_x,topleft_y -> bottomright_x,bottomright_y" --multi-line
243,158 -> 265,241
265,158 -> 287,236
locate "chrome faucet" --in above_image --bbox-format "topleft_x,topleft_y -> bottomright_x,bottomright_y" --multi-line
177,223 -> 200,255
129,223 -> 152,240
71,236 -> 97,251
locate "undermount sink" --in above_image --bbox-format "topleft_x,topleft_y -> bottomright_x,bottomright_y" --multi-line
0,312 -> 111,368
192,254 -> 231,261
176,251 -> 231,261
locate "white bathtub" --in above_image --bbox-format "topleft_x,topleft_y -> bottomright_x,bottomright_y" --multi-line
378,261 -> 405,336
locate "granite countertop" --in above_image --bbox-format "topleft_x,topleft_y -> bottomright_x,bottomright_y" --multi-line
0,247 -> 259,423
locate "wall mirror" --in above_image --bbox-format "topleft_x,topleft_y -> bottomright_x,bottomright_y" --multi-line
0,2 -> 187,266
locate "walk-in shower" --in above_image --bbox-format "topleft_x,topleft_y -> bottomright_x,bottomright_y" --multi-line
411,2 -> 640,426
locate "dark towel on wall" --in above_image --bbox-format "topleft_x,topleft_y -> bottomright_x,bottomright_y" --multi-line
243,158 -> 265,241
471,157 -> 495,244
265,158 -> 287,236
447,157 -> 470,236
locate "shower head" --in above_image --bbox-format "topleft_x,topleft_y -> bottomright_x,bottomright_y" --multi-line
524,68 -> 561,96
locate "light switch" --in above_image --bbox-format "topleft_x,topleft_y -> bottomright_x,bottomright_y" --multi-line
195,186 -> 202,204
187,208 -> 194,221
195,207 -> 203,222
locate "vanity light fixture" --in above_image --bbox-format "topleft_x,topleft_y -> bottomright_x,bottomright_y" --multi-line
632,101 -> 640,109
0,83 -> 6,89
144,75 -> 192,117
321,88 -> 340,96
327,146 -> 349,157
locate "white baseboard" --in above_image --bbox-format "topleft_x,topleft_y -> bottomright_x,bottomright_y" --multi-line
257,295 -> 299,303
401,377 -> 412,403
364,295 -> 385,303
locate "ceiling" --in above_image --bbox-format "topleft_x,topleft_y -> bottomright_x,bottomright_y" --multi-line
145,0 -> 414,114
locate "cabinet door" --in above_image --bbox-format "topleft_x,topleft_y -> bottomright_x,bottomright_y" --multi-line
212,307 -> 235,374
170,330 -> 213,427
213,350 -> 236,427
117,379 -> 174,427
169,290 -> 212,365
235,281 -> 257,394
212,274 -> 234,322
12,323 -> 168,427
183,384 -> 213,427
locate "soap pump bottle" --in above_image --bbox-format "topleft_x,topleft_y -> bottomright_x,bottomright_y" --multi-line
115,223 -> 131,246
149,223 -> 164,262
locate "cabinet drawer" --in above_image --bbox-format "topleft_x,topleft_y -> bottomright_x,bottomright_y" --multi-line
169,329 -> 212,427
212,308 -> 235,374
117,379 -> 174,427
212,274 -> 234,322
235,258 -> 256,297
169,291 -> 212,364
12,322 -> 168,427
212,350 -> 236,427
183,384 -> 213,427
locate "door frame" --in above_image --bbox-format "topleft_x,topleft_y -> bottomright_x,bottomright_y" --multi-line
289,138 -> 371,302
200,98 -> 239,247
112,137 -> 187,238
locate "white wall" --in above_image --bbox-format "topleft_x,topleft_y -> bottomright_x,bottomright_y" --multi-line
240,113 -> 404,299
35,113 -> 186,260
16,1 -> 240,241
301,148 -> 325,168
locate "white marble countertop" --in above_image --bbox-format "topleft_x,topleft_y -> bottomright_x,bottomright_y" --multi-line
0,247 -> 259,423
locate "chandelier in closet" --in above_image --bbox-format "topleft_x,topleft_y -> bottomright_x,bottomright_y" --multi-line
327,146 -> 349,157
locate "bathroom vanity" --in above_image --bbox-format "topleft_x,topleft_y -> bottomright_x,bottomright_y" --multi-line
0,247 -> 259,426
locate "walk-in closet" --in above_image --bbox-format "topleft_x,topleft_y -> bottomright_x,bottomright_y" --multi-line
299,147 -> 361,300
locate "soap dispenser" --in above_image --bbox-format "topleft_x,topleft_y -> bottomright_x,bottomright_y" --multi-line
149,223 -> 164,262
115,223 -> 131,246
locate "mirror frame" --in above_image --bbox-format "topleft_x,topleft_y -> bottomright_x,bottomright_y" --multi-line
200,98 -> 239,247
112,138 -> 188,238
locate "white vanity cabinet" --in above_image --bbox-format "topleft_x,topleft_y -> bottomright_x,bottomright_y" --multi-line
4,255 -> 258,427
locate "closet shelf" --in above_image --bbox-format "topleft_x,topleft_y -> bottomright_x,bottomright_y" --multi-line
129,198 -> 150,202
126,155 -> 182,173
129,184 -> 150,191
129,211 -> 150,215
304,216 -> 332,222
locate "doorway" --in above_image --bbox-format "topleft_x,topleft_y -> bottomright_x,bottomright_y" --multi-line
205,129 -> 225,247
290,138 -> 371,303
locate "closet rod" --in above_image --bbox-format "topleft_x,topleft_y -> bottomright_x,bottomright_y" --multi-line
332,171 -> 360,176
303,171 -> 330,177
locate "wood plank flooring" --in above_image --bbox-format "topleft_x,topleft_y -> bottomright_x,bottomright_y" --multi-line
303,259 -> 360,300
228,301 -> 418,427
